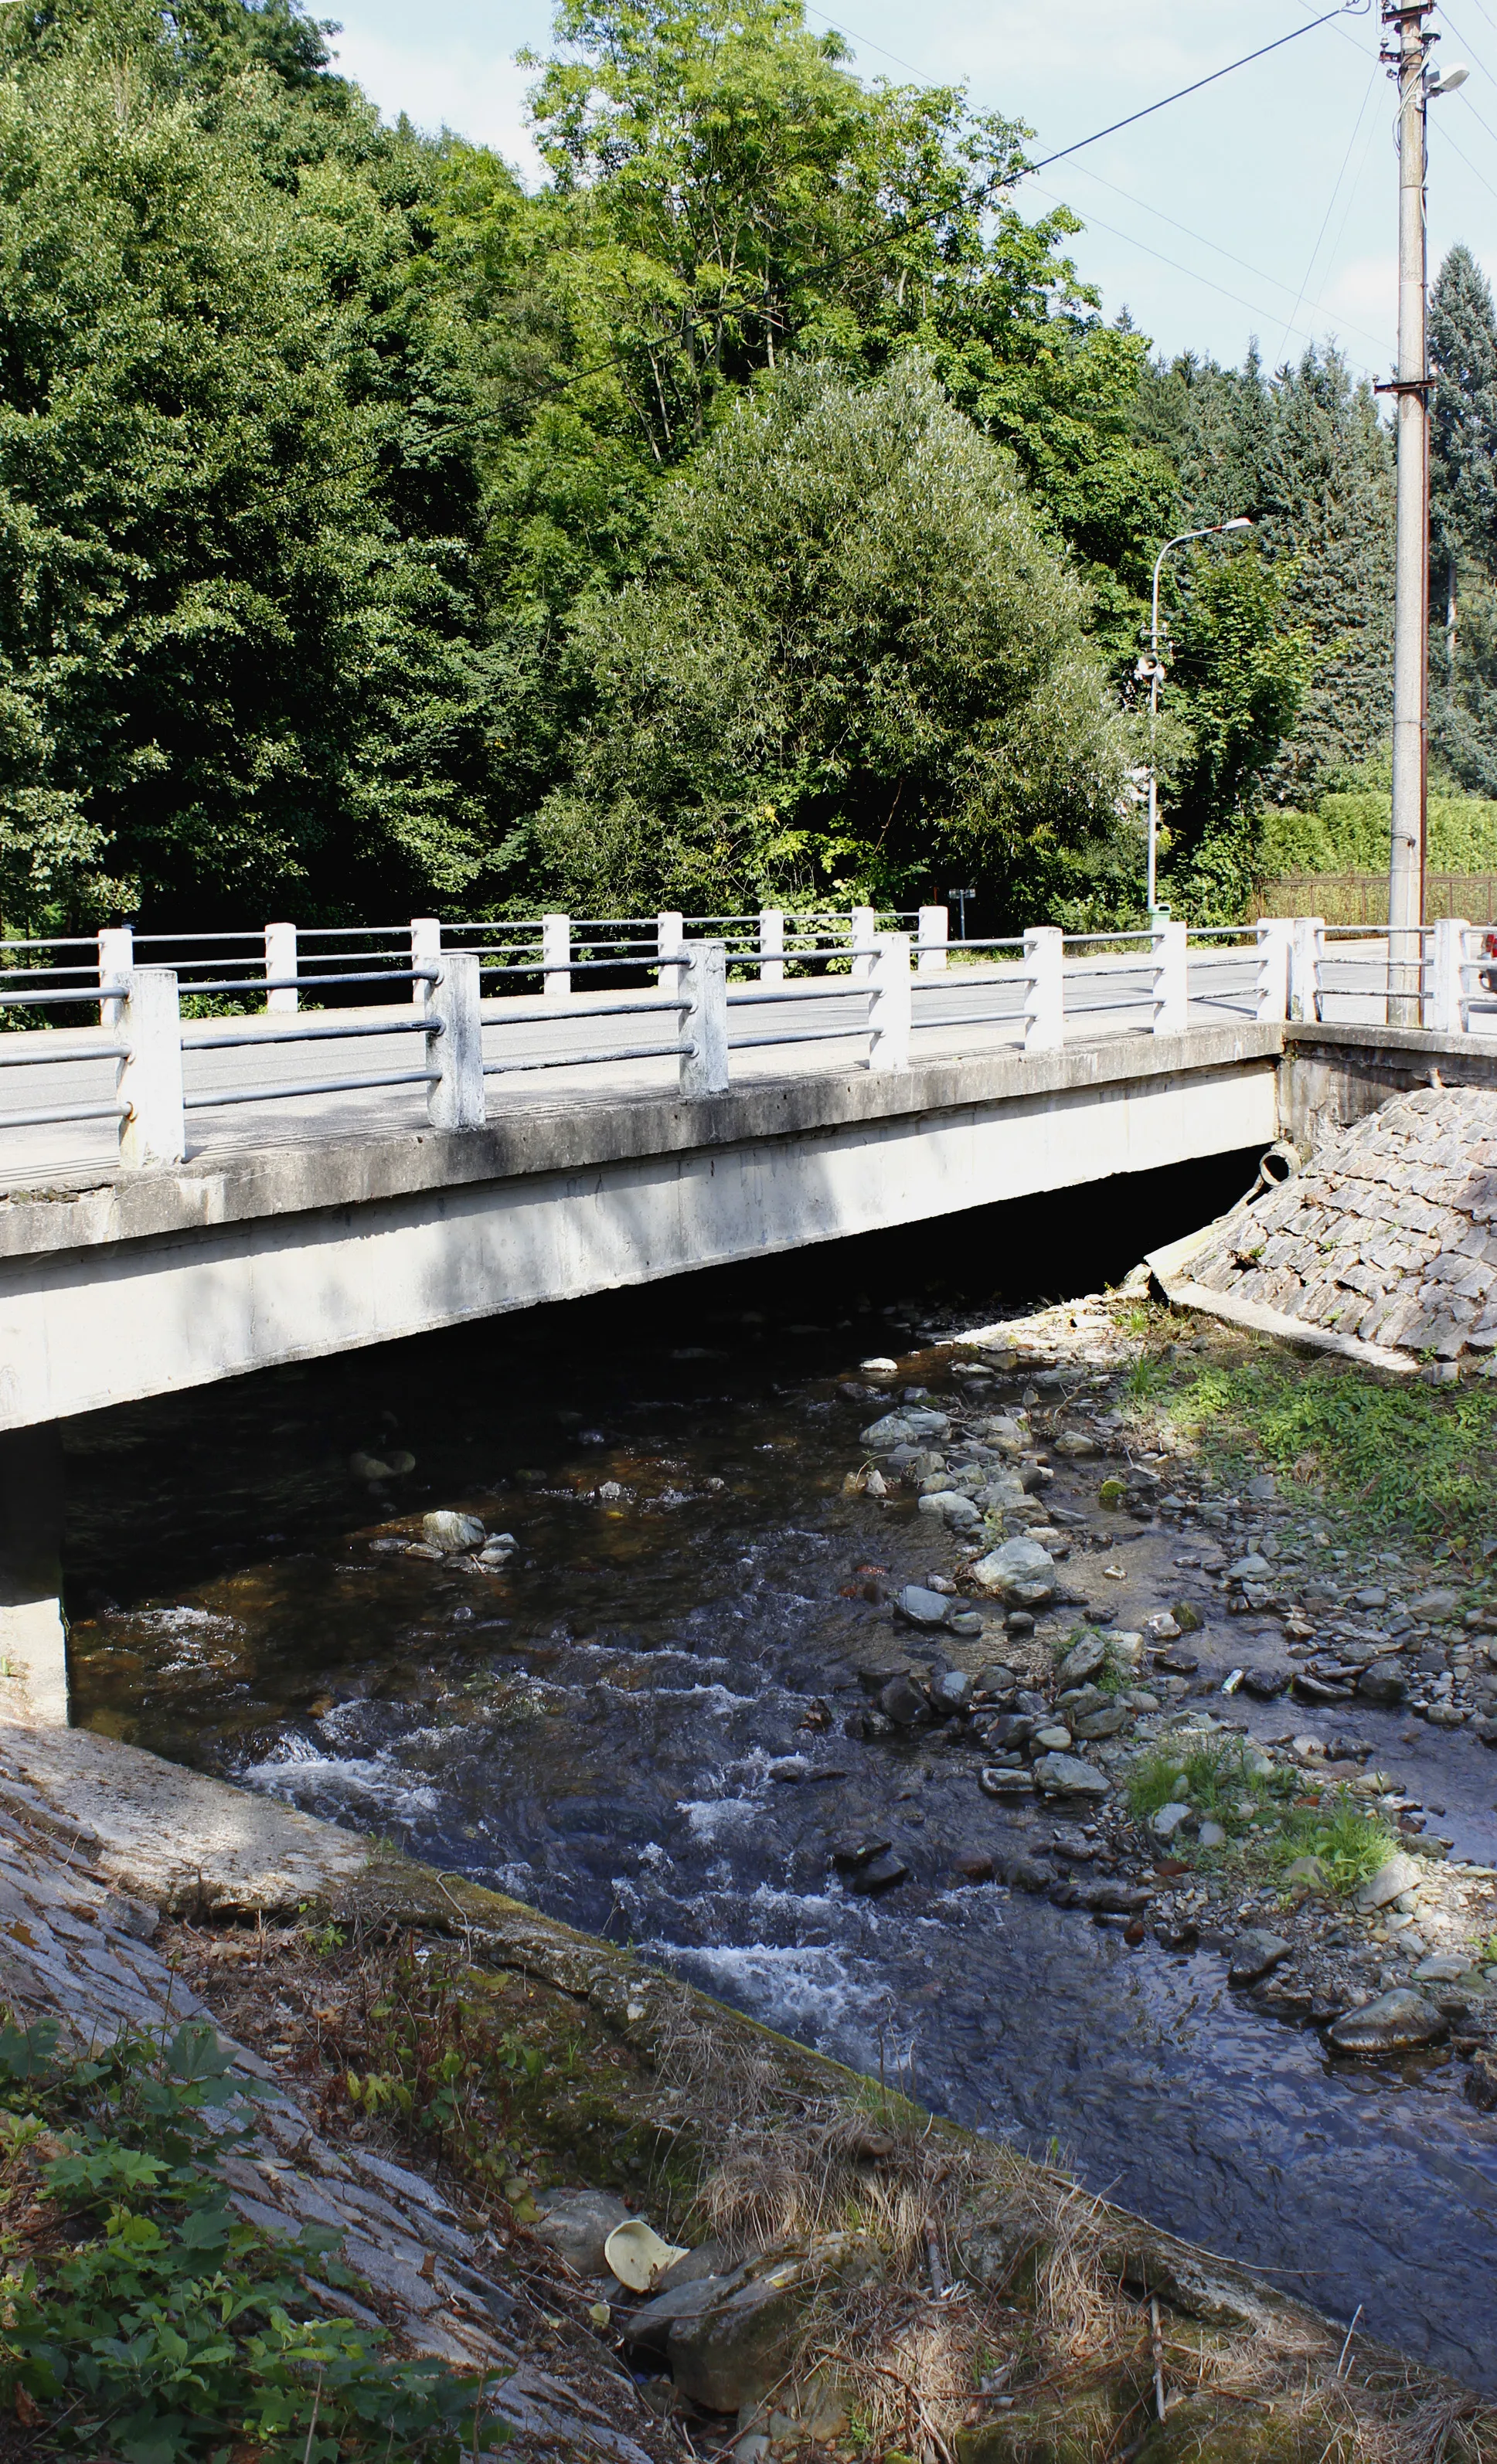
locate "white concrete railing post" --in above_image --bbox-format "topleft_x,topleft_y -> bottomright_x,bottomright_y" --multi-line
849,906 -> 877,980
424,949 -> 485,1130
1254,918 -> 1292,1022
116,969 -> 185,1169
1022,926 -> 1064,1053
97,926 -> 133,1030
1152,918 -> 1188,1036
679,940 -> 729,1095
759,906 -> 784,986
411,917 -> 441,1009
542,912 -> 572,1002
264,920 -> 298,1015
868,931 -> 911,1072
657,909 -> 686,1004
1290,915 -> 1323,1023
917,905 -> 948,974
1428,916 -> 1471,1035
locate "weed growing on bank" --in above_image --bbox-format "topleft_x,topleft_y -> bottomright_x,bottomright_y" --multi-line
1109,1308 -> 1497,1544
1124,1740 -> 1397,1893
0,2016 -> 501,2463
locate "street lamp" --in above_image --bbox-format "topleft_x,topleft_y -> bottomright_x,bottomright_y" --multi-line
1138,517 -> 1254,914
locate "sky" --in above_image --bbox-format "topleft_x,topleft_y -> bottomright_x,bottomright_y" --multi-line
325,0 -> 1497,382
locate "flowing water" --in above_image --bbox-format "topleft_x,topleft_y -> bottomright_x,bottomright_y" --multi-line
62,1165 -> 1497,2390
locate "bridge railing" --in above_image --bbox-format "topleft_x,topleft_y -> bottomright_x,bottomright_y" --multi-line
0,914 -> 1365,1171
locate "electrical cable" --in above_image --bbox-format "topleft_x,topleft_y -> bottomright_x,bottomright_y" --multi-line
1272,60 -> 1382,362
1025,12 -> 1352,173
1027,181 -> 1380,376
1060,158 -> 1390,351
1434,112 -> 1497,206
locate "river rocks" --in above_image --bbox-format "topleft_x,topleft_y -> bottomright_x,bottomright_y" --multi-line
1356,1659 -> 1408,1705
1227,1553 -> 1271,1584
931,1670 -> 975,1715
972,1536 -> 1056,1602
1227,1931 -> 1291,1987
667,2255 -> 846,2413
421,1510 -> 485,1552
1072,1704 -> 1129,1742
1032,1723 -> 1073,1753
1052,1432 -> 1098,1458
1410,1587 -> 1462,1622
1150,1801 -> 1192,1840
1328,1989 -> 1450,2055
532,2187 -> 633,2274
1413,1952 -> 1473,1983
1057,1632 -> 1108,1687
980,1767 -> 1036,1800
829,1835 -> 891,1873
1239,1668 -> 1288,1698
918,1490 -> 982,1530
861,1408 -> 951,1449
1466,2048 -> 1497,2110
879,1673 -> 930,1728
842,1851 -> 909,1895
1032,1752 -> 1109,1801
952,1849 -> 995,1883
1282,1855 -> 1328,1890
986,1712 -> 1036,1750
1196,1820 -> 1227,1849
1352,1852 -> 1422,1912
897,1584 -> 953,1629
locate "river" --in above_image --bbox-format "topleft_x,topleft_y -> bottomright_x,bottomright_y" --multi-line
62,1161 -> 1497,2390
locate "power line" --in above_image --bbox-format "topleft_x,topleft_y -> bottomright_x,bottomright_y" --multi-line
1062,158 -> 1389,352
1027,181 -> 1380,377
1273,61 -> 1382,361
1026,11 -> 1350,174
1434,111 -> 1497,207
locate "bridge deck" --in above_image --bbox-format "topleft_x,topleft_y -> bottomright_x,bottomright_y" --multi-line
0,944 -> 1307,1197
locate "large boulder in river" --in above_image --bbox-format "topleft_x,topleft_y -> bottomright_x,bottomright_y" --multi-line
1032,1752 -> 1109,1801
860,1408 -> 951,1450
971,1536 -> 1056,1602
1328,1989 -> 1449,2056
422,1510 -> 485,1553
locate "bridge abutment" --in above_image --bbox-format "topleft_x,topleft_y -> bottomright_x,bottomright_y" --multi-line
0,1427 -> 69,1725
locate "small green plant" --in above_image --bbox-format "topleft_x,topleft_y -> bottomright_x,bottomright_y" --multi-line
1124,1738 -> 1295,1834
0,2017 -> 504,2462
1268,1793 -> 1400,1896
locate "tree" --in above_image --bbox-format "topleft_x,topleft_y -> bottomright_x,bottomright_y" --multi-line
0,0 -> 499,929
526,357 -> 1130,919
1429,243 -> 1497,794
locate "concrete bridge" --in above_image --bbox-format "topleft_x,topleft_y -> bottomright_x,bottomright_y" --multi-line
2,901 -> 1493,1721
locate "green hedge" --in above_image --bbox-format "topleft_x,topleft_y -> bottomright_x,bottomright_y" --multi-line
1264,794 -> 1497,874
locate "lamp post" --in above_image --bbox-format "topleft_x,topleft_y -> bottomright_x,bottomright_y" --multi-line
1138,518 -> 1254,914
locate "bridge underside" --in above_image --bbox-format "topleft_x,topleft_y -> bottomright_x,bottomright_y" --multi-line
0,1027 -> 1282,1432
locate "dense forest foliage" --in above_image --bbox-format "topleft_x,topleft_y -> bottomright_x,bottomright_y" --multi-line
0,0 -> 1491,931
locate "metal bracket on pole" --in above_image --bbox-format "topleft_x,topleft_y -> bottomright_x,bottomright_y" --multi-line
868,933 -> 911,1072
117,970 -> 185,1169
679,942 -> 729,1095
425,950 -> 485,1130
1022,927 -> 1064,1052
